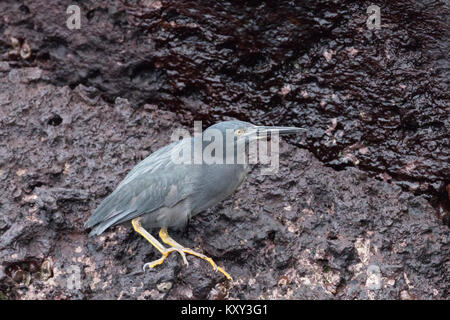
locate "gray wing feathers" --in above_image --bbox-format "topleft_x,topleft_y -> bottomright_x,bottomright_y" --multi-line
86,171 -> 194,236
85,139 -> 195,236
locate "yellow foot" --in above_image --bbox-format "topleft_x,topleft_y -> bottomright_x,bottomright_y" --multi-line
181,247 -> 233,280
143,246 -> 188,270
132,221 -> 233,280
143,245 -> 232,281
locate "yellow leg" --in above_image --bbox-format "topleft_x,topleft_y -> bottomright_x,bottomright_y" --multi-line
159,227 -> 233,280
131,219 -> 188,270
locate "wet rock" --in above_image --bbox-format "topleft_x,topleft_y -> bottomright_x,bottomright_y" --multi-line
0,61 -> 10,72
1,0 -> 447,207
0,215 -> 10,232
8,67 -> 42,83
0,72 -> 448,299
0,266 -> 6,283
0,0 -> 448,300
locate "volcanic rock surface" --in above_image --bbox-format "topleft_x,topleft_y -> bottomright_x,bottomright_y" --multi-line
0,0 -> 448,300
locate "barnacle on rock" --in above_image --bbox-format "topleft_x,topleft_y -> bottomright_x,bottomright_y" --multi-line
40,259 -> 53,281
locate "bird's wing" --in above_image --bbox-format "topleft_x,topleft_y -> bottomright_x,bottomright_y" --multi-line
117,141 -> 178,187
85,139 -> 197,236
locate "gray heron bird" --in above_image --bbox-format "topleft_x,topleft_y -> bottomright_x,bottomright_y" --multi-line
85,120 -> 303,280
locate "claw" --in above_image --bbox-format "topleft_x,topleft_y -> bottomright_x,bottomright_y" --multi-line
134,221 -> 233,280
143,247 -> 189,272
143,256 -> 166,270
217,266 -> 233,280
172,247 -> 189,266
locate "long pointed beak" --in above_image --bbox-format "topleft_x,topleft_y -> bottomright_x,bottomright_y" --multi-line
254,125 -> 305,137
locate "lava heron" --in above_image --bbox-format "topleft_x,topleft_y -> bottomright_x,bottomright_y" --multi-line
85,120 -> 303,280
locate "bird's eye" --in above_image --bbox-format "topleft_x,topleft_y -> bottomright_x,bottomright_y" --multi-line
235,129 -> 244,136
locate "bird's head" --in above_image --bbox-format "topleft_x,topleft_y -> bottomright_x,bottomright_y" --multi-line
205,120 -> 304,146
198,120 -> 304,166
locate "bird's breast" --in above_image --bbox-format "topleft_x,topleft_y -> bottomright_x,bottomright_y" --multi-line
190,163 -> 248,215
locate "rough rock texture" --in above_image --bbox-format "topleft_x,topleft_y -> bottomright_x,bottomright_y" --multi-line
0,0 -> 449,205
0,0 -> 449,300
0,69 -> 448,299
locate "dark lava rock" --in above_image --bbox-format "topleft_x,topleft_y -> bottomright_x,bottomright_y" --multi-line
0,71 -> 448,299
1,0 -> 448,206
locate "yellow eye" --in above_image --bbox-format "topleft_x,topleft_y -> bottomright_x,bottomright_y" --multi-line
235,129 -> 244,136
